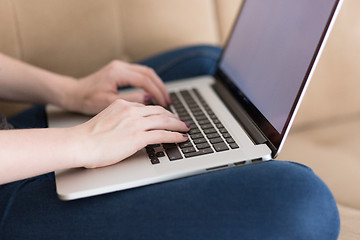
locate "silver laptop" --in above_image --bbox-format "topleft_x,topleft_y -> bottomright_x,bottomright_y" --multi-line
49,0 -> 343,200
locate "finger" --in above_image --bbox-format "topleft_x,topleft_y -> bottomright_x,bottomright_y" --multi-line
129,64 -> 171,105
119,92 -> 153,105
118,69 -> 168,107
138,105 -> 179,119
109,98 -> 145,109
144,130 -> 189,145
141,115 -> 190,132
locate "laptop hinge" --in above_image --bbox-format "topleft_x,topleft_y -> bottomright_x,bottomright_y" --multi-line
212,80 -> 268,145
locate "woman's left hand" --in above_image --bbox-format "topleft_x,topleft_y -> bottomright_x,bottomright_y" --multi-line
65,60 -> 171,115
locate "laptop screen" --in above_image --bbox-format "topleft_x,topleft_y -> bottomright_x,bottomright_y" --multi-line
218,0 -> 339,151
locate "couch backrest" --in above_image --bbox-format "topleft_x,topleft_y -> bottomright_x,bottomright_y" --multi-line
292,0 -> 360,128
0,0 -> 241,77
1,0 -> 360,129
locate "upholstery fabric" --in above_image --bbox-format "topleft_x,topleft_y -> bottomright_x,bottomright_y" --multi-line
0,1 -> 359,238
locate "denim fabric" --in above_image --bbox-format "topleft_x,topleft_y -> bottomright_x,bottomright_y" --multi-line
0,45 -> 340,240
138,45 -> 221,81
8,105 -> 48,129
0,161 -> 339,240
0,113 -> 13,130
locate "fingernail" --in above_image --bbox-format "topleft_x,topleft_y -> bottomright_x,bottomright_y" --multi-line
184,122 -> 190,128
183,134 -> 188,138
144,95 -> 153,104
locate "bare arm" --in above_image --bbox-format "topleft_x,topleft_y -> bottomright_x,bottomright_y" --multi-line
0,100 -> 189,184
0,53 -> 171,113
0,53 -> 76,108
0,53 -> 183,185
0,127 -> 79,184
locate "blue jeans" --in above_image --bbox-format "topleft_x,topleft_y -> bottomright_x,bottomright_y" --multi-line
1,45 -> 339,240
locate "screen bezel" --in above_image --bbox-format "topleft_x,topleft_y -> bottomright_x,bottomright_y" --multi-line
215,0 -> 341,157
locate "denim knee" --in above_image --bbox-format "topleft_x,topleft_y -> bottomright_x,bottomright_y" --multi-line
257,161 -> 340,240
129,160 -> 340,240
139,44 -> 222,82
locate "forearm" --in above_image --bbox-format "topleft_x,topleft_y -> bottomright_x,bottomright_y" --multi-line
0,53 -> 76,107
0,100 -> 189,185
0,128 -> 82,184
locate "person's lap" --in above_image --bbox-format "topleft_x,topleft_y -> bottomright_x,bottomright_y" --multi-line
1,45 -> 340,239
0,160 -> 339,240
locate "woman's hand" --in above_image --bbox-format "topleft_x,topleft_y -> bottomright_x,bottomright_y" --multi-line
73,99 -> 189,169
0,99 -> 188,184
0,53 -> 169,116
65,60 -> 171,115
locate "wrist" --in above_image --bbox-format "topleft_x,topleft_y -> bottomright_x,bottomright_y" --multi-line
54,76 -> 79,112
60,125 -> 89,169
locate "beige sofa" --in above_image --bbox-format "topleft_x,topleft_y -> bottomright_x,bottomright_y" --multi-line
0,0 -> 359,238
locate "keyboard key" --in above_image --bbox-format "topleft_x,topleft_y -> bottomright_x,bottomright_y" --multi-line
213,142 -> 229,152
150,158 -> 160,164
198,119 -> 211,125
146,148 -> 155,154
176,108 -> 187,114
165,147 -> 183,161
212,119 -> 221,124
148,152 -> 156,159
163,143 -> 177,149
177,113 -> 189,119
195,115 -> 208,121
189,123 -> 198,129
190,133 -> 204,139
219,128 -> 228,134
156,152 -> 165,158
204,106 -> 212,112
204,128 -> 217,134
206,133 -> 220,139
173,104 -> 184,110
215,123 -> 224,129
222,133 -> 231,138
192,111 -> 205,117
196,143 -> 210,149
209,114 -> 218,120
193,138 -> 207,144
229,143 -> 240,149
180,115 -> 192,122
200,124 -> 213,129
189,128 -> 201,135
225,138 -> 235,144
182,147 -> 197,154
178,141 -> 194,149
209,137 -> 224,144
184,148 -> 214,158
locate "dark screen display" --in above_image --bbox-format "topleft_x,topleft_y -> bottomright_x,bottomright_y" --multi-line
220,0 -> 337,133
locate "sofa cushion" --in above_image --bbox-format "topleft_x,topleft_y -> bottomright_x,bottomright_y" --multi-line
0,0 -> 241,79
293,0 -> 360,127
118,0 -> 220,62
0,0 -> 21,58
278,117 -> 360,209
11,0 -> 125,78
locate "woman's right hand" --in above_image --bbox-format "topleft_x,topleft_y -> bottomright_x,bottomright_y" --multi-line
73,99 -> 189,169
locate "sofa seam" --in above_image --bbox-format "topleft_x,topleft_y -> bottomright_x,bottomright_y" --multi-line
210,0 -> 221,44
8,0 -> 24,60
113,0 -> 127,61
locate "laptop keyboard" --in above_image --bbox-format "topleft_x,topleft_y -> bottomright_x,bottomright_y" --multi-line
146,89 -> 239,164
